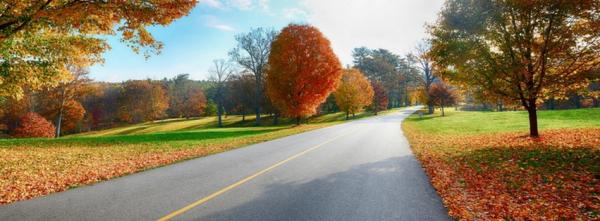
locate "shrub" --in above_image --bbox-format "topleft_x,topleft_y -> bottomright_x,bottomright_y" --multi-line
13,112 -> 56,138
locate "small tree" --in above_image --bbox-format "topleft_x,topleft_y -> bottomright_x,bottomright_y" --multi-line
370,80 -> 388,115
230,28 -> 277,126
266,24 -> 342,125
408,41 -> 437,114
209,59 -> 234,127
13,112 -> 55,138
334,69 -> 374,119
428,82 -> 457,117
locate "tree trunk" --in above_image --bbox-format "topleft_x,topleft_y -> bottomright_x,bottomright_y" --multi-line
295,116 -> 300,125
273,113 -> 279,125
352,112 -> 355,118
217,102 -> 223,128
527,103 -> 540,137
55,111 -> 63,138
345,112 -> 349,120
427,104 -> 434,114
441,104 -> 445,116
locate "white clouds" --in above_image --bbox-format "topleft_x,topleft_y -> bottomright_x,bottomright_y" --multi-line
229,0 -> 253,10
199,0 -> 223,8
200,0 -> 269,11
300,0 -> 444,65
203,15 -> 236,32
282,8 -> 308,20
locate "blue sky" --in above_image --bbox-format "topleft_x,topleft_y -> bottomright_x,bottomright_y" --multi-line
89,0 -> 444,82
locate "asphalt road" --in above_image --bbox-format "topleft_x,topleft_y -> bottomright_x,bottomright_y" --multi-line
0,107 -> 449,221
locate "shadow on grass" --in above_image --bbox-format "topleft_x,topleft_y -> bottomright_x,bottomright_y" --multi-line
0,128 -> 283,146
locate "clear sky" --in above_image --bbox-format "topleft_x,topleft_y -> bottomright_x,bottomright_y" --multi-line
89,0 -> 445,82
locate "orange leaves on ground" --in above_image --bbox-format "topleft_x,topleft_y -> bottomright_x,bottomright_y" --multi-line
0,124 -> 330,205
404,126 -> 600,220
266,24 -> 342,120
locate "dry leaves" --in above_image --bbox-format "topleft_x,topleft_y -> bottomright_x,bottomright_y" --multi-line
404,126 -> 600,220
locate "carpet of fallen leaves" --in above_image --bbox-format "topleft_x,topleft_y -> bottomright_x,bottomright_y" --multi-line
404,126 -> 600,220
0,124 -> 329,205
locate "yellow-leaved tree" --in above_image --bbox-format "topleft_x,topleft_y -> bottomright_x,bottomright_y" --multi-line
334,69 -> 374,120
0,0 -> 197,99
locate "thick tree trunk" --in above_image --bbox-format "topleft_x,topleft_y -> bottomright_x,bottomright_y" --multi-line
352,112 -> 355,118
55,112 -> 63,138
427,104 -> 434,114
295,116 -> 300,125
527,104 -> 540,137
441,105 -> 445,116
345,112 -> 349,120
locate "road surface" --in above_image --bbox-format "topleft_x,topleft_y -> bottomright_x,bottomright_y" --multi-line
0,107 -> 449,221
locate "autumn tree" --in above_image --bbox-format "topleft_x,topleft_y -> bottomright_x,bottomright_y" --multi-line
163,74 -> 207,118
0,0 -> 196,99
353,47 -> 419,108
181,87 -> 207,118
408,41 -> 438,114
117,80 -> 169,123
370,80 -> 388,115
428,82 -> 458,117
227,73 -> 256,121
229,28 -> 277,125
37,66 -> 90,137
334,69 -> 374,119
429,0 -> 600,137
13,112 -> 55,138
209,59 -> 234,127
266,24 -> 342,125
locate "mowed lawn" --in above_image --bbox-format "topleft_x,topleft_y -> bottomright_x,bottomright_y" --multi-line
403,108 -> 600,220
0,108 -> 401,204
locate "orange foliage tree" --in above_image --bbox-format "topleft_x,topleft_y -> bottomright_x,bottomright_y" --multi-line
370,80 -> 388,115
266,24 -> 342,125
181,87 -> 207,119
13,112 -> 55,138
428,82 -> 458,117
429,0 -> 600,137
0,0 -> 196,99
117,80 -> 169,123
334,69 -> 374,119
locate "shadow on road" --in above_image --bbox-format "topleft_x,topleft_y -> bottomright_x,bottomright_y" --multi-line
193,156 -> 450,221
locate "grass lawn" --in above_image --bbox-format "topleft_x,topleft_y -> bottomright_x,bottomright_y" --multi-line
0,108 -> 402,204
403,108 -> 600,220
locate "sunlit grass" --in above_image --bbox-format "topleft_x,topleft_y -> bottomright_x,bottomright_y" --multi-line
404,108 -> 600,135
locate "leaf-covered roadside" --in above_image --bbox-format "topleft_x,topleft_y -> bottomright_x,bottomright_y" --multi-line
0,124 -> 329,205
403,124 -> 600,220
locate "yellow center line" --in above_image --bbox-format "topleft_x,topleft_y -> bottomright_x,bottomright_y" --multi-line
156,128 -> 358,221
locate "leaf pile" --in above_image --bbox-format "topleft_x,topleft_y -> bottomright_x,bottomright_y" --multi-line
404,126 -> 600,220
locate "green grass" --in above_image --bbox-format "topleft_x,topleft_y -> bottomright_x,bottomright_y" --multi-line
404,108 -> 600,135
0,108 -> 405,148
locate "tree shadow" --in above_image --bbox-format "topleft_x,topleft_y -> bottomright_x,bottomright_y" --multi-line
4,128 -> 283,146
193,156 -> 450,221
